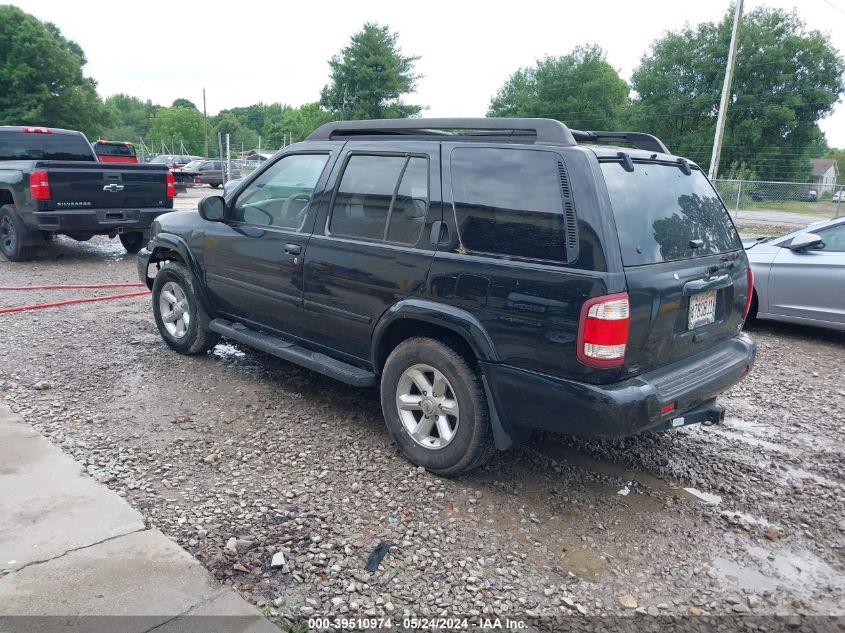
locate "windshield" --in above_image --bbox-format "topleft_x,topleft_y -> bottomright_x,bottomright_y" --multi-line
182,160 -> 203,170
149,155 -> 173,164
601,162 -> 742,266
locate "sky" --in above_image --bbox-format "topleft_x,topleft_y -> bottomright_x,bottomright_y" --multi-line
10,0 -> 845,145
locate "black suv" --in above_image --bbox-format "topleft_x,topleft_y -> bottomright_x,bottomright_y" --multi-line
138,118 -> 756,476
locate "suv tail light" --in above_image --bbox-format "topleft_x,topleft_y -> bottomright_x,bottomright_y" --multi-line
23,127 -> 52,134
577,292 -> 630,368
29,170 -> 51,200
166,171 -> 175,198
743,265 -> 754,319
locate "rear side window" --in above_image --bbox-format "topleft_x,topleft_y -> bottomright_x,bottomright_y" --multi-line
601,162 -> 742,266
0,131 -> 96,161
329,154 -> 429,245
450,147 -> 570,262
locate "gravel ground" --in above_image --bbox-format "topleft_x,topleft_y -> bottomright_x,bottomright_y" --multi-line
1,189 -> 844,628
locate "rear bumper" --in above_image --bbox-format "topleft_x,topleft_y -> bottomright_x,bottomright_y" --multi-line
485,333 -> 756,438
29,207 -> 172,234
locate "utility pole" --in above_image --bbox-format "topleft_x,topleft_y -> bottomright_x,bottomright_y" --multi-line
202,88 -> 209,159
708,0 -> 743,181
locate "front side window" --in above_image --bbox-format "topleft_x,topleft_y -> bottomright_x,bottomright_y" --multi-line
450,147 -> 569,262
817,223 -> 845,252
329,154 -> 429,244
232,153 -> 329,229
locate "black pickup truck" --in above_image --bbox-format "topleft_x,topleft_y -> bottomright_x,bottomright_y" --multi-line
0,126 -> 175,261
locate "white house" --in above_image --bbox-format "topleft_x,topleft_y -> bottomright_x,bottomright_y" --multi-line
811,158 -> 838,193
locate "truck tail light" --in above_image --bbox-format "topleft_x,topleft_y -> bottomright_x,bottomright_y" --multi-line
23,127 -> 52,134
742,265 -> 754,319
577,292 -> 630,368
166,171 -> 175,198
29,170 -> 51,200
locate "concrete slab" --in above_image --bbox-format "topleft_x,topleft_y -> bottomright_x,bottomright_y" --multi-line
0,406 -> 144,571
0,530 -> 223,621
154,591 -> 281,633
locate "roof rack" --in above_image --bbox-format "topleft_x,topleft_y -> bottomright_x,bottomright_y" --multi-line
570,130 -> 670,154
305,118 -> 671,154
306,118 -> 577,145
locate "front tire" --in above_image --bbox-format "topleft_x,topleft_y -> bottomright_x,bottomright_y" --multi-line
152,262 -> 219,354
381,337 -> 494,477
0,205 -> 34,262
119,231 -> 145,254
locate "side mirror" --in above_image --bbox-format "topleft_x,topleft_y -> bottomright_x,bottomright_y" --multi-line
788,232 -> 823,252
198,196 -> 226,222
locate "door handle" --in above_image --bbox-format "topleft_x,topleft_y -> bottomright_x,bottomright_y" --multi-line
429,220 -> 449,246
284,243 -> 302,255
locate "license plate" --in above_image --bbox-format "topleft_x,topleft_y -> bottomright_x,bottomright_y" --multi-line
688,290 -> 717,330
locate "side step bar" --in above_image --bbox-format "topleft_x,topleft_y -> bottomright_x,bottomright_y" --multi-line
209,318 -> 377,388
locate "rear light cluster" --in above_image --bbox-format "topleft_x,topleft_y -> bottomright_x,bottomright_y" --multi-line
577,292 -> 630,368
166,172 -> 175,198
29,170 -> 50,200
742,266 -> 754,320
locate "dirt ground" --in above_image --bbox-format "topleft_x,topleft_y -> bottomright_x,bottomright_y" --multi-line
1,188 -> 843,627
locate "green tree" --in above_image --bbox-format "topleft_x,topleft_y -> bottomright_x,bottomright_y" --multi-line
214,112 -> 258,153
0,5 -> 109,137
149,106 -> 204,154
265,103 -> 335,146
320,23 -> 422,120
488,45 -> 630,130
630,6 -> 844,181
171,98 -> 197,110
102,94 -> 159,141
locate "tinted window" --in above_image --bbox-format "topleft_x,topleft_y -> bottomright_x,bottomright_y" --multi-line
329,155 -> 406,240
0,131 -> 95,161
232,153 -> 329,229
818,223 -> 845,252
601,162 -> 742,266
386,158 -> 428,244
450,147 -> 568,262
94,142 -> 135,157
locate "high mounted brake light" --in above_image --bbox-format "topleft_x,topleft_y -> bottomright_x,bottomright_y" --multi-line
166,171 -> 175,199
23,127 -> 52,134
743,265 -> 754,320
29,170 -> 50,200
577,292 -> 630,368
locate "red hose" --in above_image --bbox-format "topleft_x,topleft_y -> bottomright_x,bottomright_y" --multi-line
0,290 -> 150,315
0,283 -> 145,290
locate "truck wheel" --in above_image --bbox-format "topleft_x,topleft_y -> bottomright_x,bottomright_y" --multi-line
119,231 -> 145,254
0,205 -> 34,262
380,337 -> 495,477
152,262 -> 219,355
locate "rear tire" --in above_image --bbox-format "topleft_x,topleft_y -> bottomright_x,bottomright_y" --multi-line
0,205 -> 34,262
152,262 -> 219,354
380,337 -> 495,477
119,231 -> 145,254
210,183 -> 220,189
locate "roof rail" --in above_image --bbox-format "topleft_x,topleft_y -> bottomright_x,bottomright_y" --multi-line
570,130 -> 670,154
306,118 -> 577,146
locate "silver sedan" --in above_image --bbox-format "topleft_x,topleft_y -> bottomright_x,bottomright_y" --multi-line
743,217 -> 845,331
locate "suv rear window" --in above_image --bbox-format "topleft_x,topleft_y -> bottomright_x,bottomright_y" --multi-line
450,147 -> 569,263
0,131 -> 96,162
94,142 -> 135,157
601,162 -> 742,266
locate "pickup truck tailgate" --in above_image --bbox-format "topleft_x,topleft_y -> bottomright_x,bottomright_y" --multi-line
38,161 -> 170,210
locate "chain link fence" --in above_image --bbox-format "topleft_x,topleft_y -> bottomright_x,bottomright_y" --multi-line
714,179 -> 843,221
